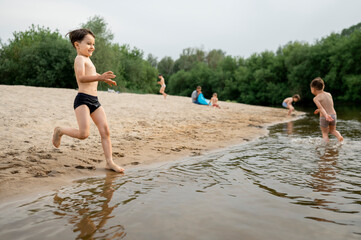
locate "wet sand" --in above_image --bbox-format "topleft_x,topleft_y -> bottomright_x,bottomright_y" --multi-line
0,85 -> 302,201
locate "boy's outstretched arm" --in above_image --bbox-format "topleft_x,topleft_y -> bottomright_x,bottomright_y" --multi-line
98,72 -> 117,86
74,57 -> 117,86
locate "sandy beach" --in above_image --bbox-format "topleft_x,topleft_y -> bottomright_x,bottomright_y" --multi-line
0,85 -> 302,201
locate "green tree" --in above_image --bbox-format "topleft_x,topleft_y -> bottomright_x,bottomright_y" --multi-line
146,53 -> 158,68
173,48 -> 206,72
206,49 -> 225,69
117,45 -> 158,93
0,25 -> 75,88
157,56 -> 174,79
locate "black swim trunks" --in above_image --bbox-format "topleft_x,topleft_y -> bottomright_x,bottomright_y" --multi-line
73,93 -> 101,114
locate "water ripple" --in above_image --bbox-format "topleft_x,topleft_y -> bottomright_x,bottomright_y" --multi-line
1,113 -> 361,240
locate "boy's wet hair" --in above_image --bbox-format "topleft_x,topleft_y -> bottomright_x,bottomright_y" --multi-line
310,77 -> 325,90
292,94 -> 300,100
66,29 -> 95,48
158,74 -> 162,77
196,86 -> 201,90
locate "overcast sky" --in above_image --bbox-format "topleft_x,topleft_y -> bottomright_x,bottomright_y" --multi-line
1,0 -> 361,60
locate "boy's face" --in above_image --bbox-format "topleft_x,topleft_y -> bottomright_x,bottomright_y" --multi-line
197,88 -> 201,92
310,87 -> 316,95
75,34 -> 95,57
293,97 -> 298,102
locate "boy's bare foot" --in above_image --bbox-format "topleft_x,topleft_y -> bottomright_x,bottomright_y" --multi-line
106,162 -> 125,173
338,136 -> 344,142
52,127 -> 62,148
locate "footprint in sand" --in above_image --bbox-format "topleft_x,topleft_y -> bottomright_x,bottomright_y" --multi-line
75,165 -> 95,170
0,163 -> 23,170
247,124 -> 263,128
38,154 -> 53,159
6,151 -> 19,156
26,156 -> 38,162
47,170 -> 59,177
27,167 -> 47,178
113,152 -> 125,157
90,158 -> 103,163
52,149 -> 63,153
27,147 -> 37,153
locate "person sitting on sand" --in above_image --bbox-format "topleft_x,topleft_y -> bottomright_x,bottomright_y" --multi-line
52,28 -> 124,173
209,93 -> 220,108
191,86 -> 202,104
157,74 -> 167,99
311,77 -> 343,142
282,94 -> 300,116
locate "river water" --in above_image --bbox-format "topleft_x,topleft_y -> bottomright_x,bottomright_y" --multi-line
1,107 -> 360,240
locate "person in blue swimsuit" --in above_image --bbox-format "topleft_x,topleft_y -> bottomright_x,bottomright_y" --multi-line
282,94 -> 300,116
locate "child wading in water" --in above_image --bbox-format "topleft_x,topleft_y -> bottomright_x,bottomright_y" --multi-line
311,77 -> 343,142
52,29 -> 124,172
157,74 -> 167,99
209,93 -> 220,108
282,94 -> 300,116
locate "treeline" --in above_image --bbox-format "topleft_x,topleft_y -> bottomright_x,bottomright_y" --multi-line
157,22 -> 361,105
1,16 -> 360,105
0,16 -> 158,93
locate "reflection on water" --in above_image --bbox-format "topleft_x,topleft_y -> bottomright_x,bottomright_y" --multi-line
286,121 -> 293,135
0,111 -> 361,240
52,172 -> 126,239
312,146 -> 339,193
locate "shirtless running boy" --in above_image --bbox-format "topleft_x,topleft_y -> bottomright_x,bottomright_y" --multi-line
157,74 -> 167,99
310,77 -> 343,142
52,28 -> 124,172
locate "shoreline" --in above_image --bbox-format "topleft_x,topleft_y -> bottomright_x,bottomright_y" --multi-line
0,85 -> 304,203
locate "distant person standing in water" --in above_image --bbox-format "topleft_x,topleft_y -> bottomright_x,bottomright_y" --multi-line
157,74 -> 167,99
282,94 -> 300,116
311,77 -> 343,142
191,86 -> 202,104
52,28 -> 124,173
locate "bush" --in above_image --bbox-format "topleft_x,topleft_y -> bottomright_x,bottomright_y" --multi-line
0,25 -> 75,88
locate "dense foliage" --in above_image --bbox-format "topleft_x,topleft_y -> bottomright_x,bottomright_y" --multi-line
0,25 -> 75,88
0,16 -> 158,93
162,22 -> 361,105
0,17 -> 360,105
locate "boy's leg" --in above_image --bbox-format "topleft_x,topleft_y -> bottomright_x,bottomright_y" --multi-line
52,105 -> 91,147
91,106 -> 124,172
320,127 -> 330,142
160,87 -> 167,98
287,106 -> 294,116
287,106 -> 291,115
329,125 -> 343,142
